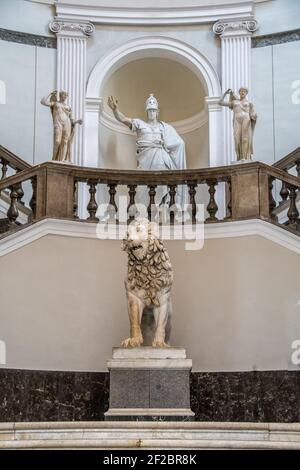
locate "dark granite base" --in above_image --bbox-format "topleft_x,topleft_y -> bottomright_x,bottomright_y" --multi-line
105,415 -> 194,422
0,369 -> 299,422
110,369 -> 190,409
0,369 -> 109,421
191,371 -> 300,423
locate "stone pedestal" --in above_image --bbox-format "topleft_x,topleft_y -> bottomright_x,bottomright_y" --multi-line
105,347 -> 194,421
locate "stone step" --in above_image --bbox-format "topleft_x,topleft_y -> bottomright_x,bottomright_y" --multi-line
1,421 -> 300,449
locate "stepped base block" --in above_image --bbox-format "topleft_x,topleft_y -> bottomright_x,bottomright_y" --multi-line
105,347 -> 194,421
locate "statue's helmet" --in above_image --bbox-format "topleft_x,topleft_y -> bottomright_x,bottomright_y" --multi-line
145,93 -> 159,111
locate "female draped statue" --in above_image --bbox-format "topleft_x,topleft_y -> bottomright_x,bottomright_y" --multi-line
41,90 -> 82,163
107,94 -> 187,208
219,87 -> 257,162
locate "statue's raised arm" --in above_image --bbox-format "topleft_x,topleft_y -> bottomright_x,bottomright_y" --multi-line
41,90 -> 57,107
107,96 -> 132,128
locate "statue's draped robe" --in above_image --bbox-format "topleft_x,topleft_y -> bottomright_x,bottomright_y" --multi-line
131,119 -> 187,211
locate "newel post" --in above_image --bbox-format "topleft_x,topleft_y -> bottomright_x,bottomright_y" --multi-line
35,164 -> 74,219
231,165 -> 270,221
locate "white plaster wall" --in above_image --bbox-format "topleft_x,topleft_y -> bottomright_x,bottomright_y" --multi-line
252,46 -> 274,164
0,40 -> 56,164
252,40 -> 300,164
273,41 -> 300,160
102,57 -> 205,122
254,0 -> 300,36
0,233 -> 299,372
0,0 -> 54,36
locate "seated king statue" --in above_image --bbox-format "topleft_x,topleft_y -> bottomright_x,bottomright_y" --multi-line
107,94 -> 187,209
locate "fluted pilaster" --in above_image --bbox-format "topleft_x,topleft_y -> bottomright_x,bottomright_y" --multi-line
49,18 -> 95,166
214,18 -> 258,164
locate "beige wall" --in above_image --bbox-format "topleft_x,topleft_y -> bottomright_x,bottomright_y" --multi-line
102,58 -> 205,122
0,234 -> 299,372
100,57 -> 208,169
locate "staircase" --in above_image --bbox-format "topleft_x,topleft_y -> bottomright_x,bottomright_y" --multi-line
0,217 -> 9,234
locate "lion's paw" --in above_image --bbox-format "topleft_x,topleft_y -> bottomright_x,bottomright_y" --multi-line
152,339 -> 170,348
121,336 -> 143,348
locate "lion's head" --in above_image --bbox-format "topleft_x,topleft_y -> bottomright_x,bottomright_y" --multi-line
122,218 -> 154,262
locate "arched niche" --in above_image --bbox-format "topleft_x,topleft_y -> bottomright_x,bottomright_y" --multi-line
85,36 -> 222,170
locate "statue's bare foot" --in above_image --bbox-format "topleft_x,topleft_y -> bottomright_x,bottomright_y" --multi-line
121,336 -> 143,348
152,338 -> 170,348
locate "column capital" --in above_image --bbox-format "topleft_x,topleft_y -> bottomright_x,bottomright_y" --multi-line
213,17 -> 258,37
49,17 -> 95,37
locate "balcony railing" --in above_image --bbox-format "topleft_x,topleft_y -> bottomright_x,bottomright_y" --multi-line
0,160 -> 299,237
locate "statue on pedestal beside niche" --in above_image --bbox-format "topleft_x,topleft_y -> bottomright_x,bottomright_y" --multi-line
107,94 -> 187,208
121,218 -> 173,348
41,90 -> 82,163
219,87 -> 257,162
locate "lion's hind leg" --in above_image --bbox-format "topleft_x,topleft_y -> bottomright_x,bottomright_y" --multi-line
121,292 -> 144,348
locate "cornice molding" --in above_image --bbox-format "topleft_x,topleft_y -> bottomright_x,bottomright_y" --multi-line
55,1 -> 254,26
0,218 -> 299,258
49,17 -> 95,37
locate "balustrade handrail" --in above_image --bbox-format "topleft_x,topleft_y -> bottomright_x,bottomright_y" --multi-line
1,160 -> 300,192
272,146 -> 300,173
0,145 -> 32,173
0,166 -> 40,191
265,166 -> 300,188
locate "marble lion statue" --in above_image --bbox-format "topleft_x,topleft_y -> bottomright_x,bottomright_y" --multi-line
121,218 -> 173,348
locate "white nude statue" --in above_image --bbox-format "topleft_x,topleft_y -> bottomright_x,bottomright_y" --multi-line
219,87 -> 257,162
107,94 -> 187,208
41,90 -> 82,163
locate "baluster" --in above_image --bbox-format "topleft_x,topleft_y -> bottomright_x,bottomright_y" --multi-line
86,179 -> 99,222
287,185 -> 300,230
268,176 -> 277,220
108,183 -> 118,222
296,159 -> 300,178
188,183 -> 197,224
206,179 -> 218,222
15,173 -> 24,205
168,184 -> 177,225
225,178 -> 232,220
280,180 -> 289,202
1,158 -> 8,180
73,180 -> 79,219
7,185 -> 19,227
147,185 -> 157,221
127,184 -> 137,223
29,177 -> 37,220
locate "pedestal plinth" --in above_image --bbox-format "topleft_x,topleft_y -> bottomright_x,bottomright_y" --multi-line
105,347 -> 194,421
